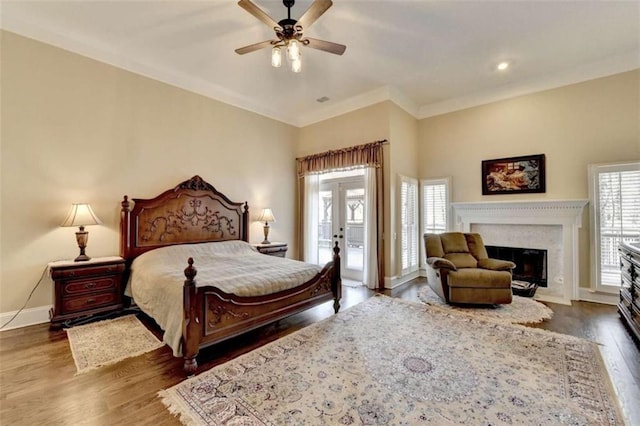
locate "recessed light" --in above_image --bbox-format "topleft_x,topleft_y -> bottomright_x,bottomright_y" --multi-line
316,96 -> 330,103
497,62 -> 510,71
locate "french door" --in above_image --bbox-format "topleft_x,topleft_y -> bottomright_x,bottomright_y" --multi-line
317,176 -> 365,281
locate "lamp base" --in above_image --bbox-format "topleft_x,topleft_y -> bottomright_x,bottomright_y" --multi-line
262,223 -> 271,245
74,227 -> 91,262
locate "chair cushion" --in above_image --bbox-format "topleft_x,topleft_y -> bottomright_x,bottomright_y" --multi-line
478,258 -> 516,271
447,268 -> 512,289
444,253 -> 478,268
424,234 -> 445,258
440,233 -> 470,253
465,233 -> 489,260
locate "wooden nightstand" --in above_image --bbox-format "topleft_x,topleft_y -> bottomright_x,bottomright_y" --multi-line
49,256 -> 126,328
252,242 -> 288,257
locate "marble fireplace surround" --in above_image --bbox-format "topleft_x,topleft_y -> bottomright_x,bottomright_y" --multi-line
452,200 -> 588,305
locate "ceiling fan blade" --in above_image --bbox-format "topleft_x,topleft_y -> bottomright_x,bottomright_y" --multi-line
297,0 -> 333,30
237,0 -> 279,29
235,40 -> 274,55
304,37 -> 346,55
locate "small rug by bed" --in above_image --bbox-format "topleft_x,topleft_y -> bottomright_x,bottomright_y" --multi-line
159,296 -> 622,425
418,285 -> 553,324
66,315 -> 164,374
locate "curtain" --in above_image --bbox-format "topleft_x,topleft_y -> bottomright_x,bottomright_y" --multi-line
296,140 -> 386,289
363,167 -> 378,289
302,174 -> 319,264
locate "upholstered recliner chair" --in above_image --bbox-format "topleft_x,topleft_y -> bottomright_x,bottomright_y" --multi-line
424,232 -> 515,305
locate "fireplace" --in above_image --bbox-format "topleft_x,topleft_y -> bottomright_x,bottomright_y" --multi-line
452,199 -> 588,305
486,245 -> 547,287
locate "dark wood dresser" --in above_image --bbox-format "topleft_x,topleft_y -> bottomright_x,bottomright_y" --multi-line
49,256 -> 126,328
619,241 -> 640,343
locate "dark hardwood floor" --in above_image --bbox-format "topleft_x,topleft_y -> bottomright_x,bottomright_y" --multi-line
1,278 -> 638,425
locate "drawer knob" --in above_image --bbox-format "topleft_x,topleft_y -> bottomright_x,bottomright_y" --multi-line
85,282 -> 96,289
86,298 -> 96,304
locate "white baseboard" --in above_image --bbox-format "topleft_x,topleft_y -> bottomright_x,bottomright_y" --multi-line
533,294 -> 571,306
577,288 -> 619,306
384,271 -> 420,289
0,305 -> 51,332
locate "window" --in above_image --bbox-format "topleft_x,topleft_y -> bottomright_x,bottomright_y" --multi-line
399,175 -> 419,275
589,161 -> 640,291
421,177 -> 451,235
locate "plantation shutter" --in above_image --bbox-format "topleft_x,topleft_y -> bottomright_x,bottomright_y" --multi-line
422,180 -> 448,234
400,176 -> 418,273
597,167 -> 640,286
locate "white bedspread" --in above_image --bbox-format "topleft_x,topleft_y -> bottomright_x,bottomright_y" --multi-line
128,240 -> 322,355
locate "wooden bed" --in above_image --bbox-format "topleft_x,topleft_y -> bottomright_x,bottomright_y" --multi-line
120,175 -> 341,374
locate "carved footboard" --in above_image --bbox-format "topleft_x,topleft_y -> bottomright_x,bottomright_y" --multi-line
182,243 -> 341,374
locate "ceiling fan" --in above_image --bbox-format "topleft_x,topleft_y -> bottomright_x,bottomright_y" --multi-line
235,0 -> 346,72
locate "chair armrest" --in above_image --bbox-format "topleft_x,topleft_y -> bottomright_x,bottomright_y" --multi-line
478,258 -> 516,271
427,257 -> 457,271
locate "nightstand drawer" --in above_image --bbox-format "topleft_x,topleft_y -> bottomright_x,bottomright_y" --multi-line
51,262 -> 125,280
62,291 -> 118,313
63,277 -> 117,296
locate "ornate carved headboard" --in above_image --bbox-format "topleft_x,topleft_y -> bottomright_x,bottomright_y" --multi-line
120,175 -> 249,260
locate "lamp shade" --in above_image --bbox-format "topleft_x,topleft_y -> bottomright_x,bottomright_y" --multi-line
257,208 -> 276,223
61,203 -> 103,227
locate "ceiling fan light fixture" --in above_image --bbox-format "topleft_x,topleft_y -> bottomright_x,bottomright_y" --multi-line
287,39 -> 300,61
271,46 -> 282,67
291,56 -> 302,73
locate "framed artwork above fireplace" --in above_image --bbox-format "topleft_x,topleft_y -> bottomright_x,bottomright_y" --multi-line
482,154 -> 546,195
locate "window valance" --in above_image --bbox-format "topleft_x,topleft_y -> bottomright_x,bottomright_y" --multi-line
296,140 -> 387,177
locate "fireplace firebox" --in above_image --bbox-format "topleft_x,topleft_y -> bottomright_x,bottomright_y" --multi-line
485,245 -> 548,287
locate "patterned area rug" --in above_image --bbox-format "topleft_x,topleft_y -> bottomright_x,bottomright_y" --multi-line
66,315 -> 164,374
159,296 -> 622,425
418,285 -> 553,324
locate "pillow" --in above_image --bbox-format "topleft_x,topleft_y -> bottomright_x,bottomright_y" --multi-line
441,233 -> 470,253
444,253 -> 478,268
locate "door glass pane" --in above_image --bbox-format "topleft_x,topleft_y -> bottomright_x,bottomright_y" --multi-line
345,188 -> 364,271
318,189 -> 333,265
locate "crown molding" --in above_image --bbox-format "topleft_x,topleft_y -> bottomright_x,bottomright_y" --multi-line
294,85 -> 419,127
417,52 -> 640,119
0,15 -> 299,126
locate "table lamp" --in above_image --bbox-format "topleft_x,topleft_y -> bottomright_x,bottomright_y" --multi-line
257,208 -> 276,244
61,203 -> 103,261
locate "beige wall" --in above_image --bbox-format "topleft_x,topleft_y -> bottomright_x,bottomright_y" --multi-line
418,70 -> 640,288
388,104 -> 419,279
0,31 -> 298,314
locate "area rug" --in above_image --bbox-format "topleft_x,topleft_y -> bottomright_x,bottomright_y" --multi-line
159,296 -> 622,425
66,314 -> 164,374
418,285 -> 553,324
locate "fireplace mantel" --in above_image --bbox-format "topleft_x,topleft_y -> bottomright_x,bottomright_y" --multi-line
452,199 -> 588,305
452,200 -> 588,225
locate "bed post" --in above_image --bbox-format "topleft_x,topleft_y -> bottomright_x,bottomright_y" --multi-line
120,196 -> 131,258
183,257 -> 201,375
332,242 -> 342,313
242,202 -> 249,242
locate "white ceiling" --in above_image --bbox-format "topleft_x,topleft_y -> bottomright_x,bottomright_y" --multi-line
2,1 -> 639,127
